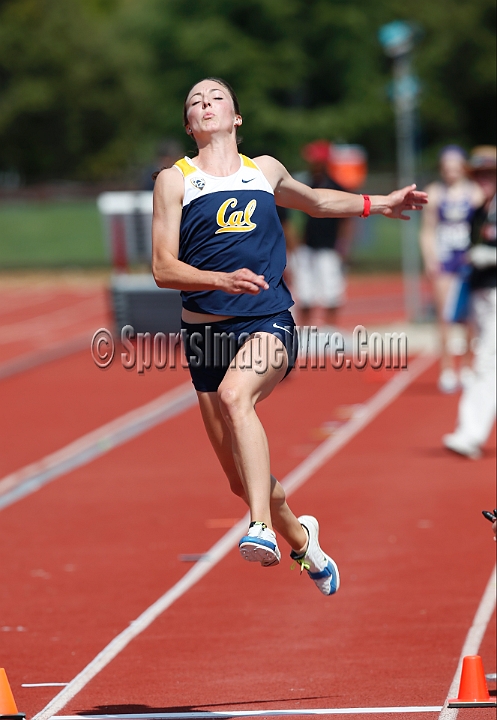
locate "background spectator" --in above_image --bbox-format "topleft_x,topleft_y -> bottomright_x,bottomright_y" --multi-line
290,140 -> 354,328
443,146 -> 496,458
419,146 -> 484,393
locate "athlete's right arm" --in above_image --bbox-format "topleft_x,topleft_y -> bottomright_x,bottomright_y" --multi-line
152,168 -> 269,295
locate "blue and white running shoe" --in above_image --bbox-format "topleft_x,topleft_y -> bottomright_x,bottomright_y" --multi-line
290,515 -> 340,596
239,522 -> 281,567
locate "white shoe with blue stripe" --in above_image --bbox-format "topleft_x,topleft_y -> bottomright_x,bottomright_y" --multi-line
239,522 -> 281,567
290,515 -> 340,596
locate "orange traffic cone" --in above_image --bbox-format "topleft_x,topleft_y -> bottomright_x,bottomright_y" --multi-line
448,655 -> 497,708
0,669 -> 25,719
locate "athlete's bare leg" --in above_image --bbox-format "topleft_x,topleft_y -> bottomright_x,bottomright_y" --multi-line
433,273 -> 456,371
197,333 -> 307,553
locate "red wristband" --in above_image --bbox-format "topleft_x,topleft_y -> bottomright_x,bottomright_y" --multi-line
361,194 -> 371,218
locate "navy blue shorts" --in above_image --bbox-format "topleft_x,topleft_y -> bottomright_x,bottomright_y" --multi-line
181,309 -> 298,392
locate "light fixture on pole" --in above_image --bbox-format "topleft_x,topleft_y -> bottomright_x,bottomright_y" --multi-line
379,21 -> 424,322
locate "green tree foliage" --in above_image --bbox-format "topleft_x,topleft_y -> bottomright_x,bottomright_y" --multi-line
0,0 -> 155,179
0,0 -> 494,181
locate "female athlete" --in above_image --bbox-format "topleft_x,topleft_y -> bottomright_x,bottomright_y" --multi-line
419,146 -> 484,392
152,77 -> 427,596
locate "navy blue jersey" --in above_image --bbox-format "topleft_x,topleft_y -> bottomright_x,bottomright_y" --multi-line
175,154 -> 293,316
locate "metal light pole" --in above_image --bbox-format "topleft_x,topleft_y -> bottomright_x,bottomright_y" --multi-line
379,21 -> 424,322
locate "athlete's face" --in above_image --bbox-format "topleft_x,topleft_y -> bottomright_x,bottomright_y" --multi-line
185,81 -> 241,138
439,152 -> 466,185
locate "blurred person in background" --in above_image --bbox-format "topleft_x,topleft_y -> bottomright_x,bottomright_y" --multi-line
419,145 -> 484,393
290,140 -> 354,329
443,146 -> 496,459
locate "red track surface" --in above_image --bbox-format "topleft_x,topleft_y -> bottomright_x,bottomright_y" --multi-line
0,283 -> 109,366
0,275 -> 495,720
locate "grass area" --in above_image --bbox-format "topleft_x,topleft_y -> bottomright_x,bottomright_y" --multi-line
0,199 -> 108,268
351,214 -> 404,271
0,197 -> 413,270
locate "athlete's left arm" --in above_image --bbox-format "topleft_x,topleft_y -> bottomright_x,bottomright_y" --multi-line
255,155 -> 428,220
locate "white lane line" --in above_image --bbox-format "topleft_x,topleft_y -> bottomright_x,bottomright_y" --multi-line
0,382 -> 197,511
23,684 -> 69,688
438,564 -> 497,720
33,354 -> 436,720
0,292 -> 57,317
0,289 -> 88,317
0,333 -> 90,381
53,707 -> 443,718
0,297 -> 105,343
281,356 -> 434,497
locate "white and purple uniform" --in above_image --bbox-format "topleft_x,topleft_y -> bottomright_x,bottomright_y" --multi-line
436,188 -> 475,273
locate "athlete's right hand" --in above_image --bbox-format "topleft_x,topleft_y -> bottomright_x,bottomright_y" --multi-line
222,268 -> 269,294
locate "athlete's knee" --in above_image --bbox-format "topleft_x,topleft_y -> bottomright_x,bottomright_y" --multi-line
217,384 -> 238,422
217,383 -> 251,425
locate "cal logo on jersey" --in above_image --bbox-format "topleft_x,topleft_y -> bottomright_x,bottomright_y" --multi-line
190,177 -> 206,190
215,197 -> 257,234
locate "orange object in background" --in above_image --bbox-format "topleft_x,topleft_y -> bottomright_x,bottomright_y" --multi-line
0,668 -> 25,719
328,144 -> 368,191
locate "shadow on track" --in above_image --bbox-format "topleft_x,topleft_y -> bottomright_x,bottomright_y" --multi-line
77,695 -> 333,714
